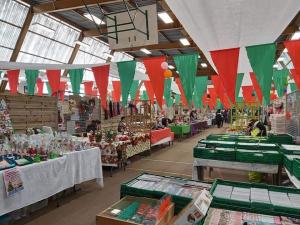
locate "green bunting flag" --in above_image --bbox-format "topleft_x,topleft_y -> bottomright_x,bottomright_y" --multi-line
173,53 -> 199,106
193,94 -> 202,109
164,78 -> 172,108
69,68 -> 83,95
46,82 -> 52,96
217,99 -> 223,109
246,43 -> 276,105
117,60 -> 136,106
194,76 -> 208,109
141,90 -> 148,100
175,94 -> 181,105
290,83 -> 297,92
130,80 -> 139,100
273,69 -> 289,97
235,73 -> 244,102
25,70 -> 39,95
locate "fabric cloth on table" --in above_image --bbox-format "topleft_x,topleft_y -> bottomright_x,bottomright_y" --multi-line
0,148 -> 103,216
169,124 -> 191,136
150,128 -> 172,144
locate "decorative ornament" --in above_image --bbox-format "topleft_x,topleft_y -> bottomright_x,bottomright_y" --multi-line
164,70 -> 172,78
161,62 -> 169,70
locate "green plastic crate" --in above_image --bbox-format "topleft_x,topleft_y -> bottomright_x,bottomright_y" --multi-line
280,144 -> 300,155
120,173 -> 212,214
293,158 -> 300,180
198,139 -> 236,149
193,147 -> 236,161
236,149 -> 281,165
210,179 -> 300,218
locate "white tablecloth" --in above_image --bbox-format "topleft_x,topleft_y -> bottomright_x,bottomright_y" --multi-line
192,158 -> 278,180
0,147 -> 103,216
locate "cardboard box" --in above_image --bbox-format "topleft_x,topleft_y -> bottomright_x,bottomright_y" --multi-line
96,196 -> 174,225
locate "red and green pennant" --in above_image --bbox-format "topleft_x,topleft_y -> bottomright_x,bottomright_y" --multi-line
193,76 -> 208,109
143,56 -> 166,109
284,40 -> 300,76
25,70 -> 39,95
211,75 -> 231,109
236,73 -> 244,103
112,81 -> 121,102
7,70 -> 20,94
163,78 -> 172,108
290,69 -> 300,90
173,53 -> 199,107
83,81 -> 94,96
210,48 -> 240,104
69,68 -> 84,95
129,80 -> 139,101
117,60 -> 136,106
290,83 -> 297,92
246,43 -> 276,105
92,65 -> 110,109
46,82 -> 51,96
175,94 -> 180,105
46,70 -> 61,96
36,78 -> 44,96
242,86 -> 257,103
273,69 -> 289,97
175,78 -> 188,107
250,72 -> 263,103
144,80 -> 155,104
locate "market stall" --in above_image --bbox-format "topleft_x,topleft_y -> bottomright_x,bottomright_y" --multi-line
151,127 -> 174,146
190,120 -> 207,136
0,147 -> 103,216
169,124 -> 191,139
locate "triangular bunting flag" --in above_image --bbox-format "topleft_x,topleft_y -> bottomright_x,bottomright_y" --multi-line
175,78 -> 188,107
130,80 -> 139,101
164,78 -> 172,108
273,69 -> 289,97
250,72 -> 263,103
7,70 -> 20,94
36,78 -> 44,96
210,48 -> 240,104
25,70 -> 39,95
112,81 -> 121,102
284,40 -> 300,76
144,80 -> 155,104
69,68 -> 84,95
92,65 -> 110,109
236,73 -> 244,102
46,70 -> 61,96
290,69 -> 300,90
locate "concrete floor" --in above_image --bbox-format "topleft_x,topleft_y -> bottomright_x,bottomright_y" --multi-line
15,125 -> 249,225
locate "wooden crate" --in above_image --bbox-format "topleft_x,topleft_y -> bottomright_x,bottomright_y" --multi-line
0,94 -> 58,132
96,196 -> 174,225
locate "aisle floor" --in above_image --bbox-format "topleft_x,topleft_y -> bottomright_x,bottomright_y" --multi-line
16,125 -> 248,225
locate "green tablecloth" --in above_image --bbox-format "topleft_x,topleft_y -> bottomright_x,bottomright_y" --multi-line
169,124 -> 191,136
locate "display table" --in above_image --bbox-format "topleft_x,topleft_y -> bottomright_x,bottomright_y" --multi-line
151,128 -> 173,146
125,133 -> 150,158
192,158 -> 280,184
0,147 -> 103,216
190,120 -> 208,136
169,124 -> 191,139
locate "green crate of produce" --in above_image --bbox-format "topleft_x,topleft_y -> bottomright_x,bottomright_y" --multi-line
280,144 -> 300,155
236,149 -> 281,165
198,139 -> 236,149
268,133 -> 294,145
236,142 -> 279,151
210,179 -> 300,218
293,158 -> 300,180
194,147 -> 236,161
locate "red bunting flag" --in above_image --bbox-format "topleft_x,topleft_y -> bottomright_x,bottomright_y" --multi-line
7,70 -> 20,94
92,88 -> 98,97
208,87 -> 217,109
135,90 -> 140,103
36,78 -> 44,96
210,48 -> 240,104
92,65 -> 110,109
211,75 -> 231,109
250,72 -> 263,103
59,81 -> 67,101
46,70 -> 61,96
242,86 -> 256,103
284,40 -> 300,76
144,80 -> 155,104
143,56 -> 166,108
112,81 -> 121,102
290,69 -> 300,90
83,81 -> 93,96
175,78 -> 188,107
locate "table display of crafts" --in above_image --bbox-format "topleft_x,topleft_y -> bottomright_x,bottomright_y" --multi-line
0,130 -> 90,171
89,130 -> 150,166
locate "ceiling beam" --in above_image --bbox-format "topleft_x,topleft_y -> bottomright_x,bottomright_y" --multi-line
0,7 -> 34,92
83,21 -> 183,37
33,0 -> 123,14
118,41 -> 196,52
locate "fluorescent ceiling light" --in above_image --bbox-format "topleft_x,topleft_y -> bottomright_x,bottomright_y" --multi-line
75,40 -> 90,48
179,38 -> 190,46
83,13 -> 105,25
291,31 -> 300,40
140,48 -> 151,54
31,22 -> 55,33
201,63 -> 207,68
277,57 -> 284,62
273,64 -> 279,68
168,65 -> 175,70
158,12 -> 173,24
